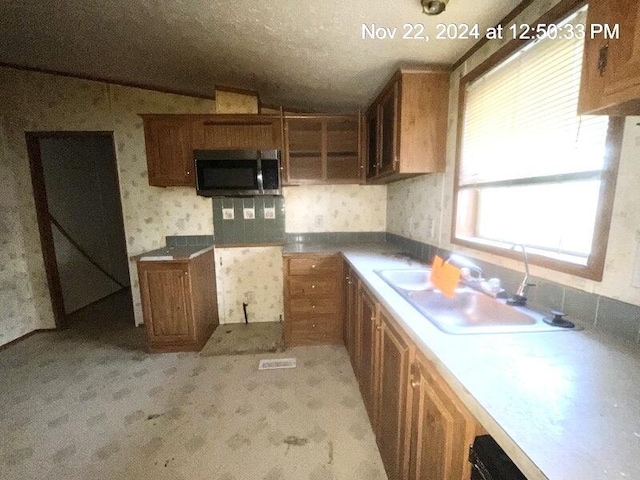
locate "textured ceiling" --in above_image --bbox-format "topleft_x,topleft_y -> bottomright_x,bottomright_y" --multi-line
0,0 -> 520,111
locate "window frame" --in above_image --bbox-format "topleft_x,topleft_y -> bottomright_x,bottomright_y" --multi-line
451,0 -> 624,282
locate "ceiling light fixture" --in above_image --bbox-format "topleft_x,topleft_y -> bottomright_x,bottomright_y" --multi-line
421,0 -> 449,15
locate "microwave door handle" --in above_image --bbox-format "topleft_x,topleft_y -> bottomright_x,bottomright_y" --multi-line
256,152 -> 264,193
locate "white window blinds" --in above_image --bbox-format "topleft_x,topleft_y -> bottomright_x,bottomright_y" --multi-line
459,7 -> 609,187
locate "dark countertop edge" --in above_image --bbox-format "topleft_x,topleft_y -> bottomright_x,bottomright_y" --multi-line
131,245 -> 214,262
215,242 -> 285,248
282,241 -> 396,255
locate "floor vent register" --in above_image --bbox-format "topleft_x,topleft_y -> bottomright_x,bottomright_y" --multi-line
258,358 -> 297,370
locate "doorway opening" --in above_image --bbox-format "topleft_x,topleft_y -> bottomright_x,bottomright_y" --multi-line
26,132 -> 133,334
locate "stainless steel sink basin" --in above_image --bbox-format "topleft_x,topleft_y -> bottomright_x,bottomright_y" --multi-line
376,268 -> 575,334
376,268 -> 434,291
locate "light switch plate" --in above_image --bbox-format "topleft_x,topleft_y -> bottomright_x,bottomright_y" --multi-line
243,207 -> 255,220
222,208 -> 234,220
264,207 -> 276,219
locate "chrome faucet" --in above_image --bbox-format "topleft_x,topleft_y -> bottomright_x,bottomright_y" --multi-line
445,254 -> 483,280
507,244 -> 535,307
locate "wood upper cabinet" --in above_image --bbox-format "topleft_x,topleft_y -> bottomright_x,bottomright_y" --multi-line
284,115 -> 362,185
358,284 -> 380,428
408,350 -> 479,480
578,0 -> 640,115
192,114 -> 283,150
141,114 -> 283,187
137,249 -> 218,352
283,254 -> 344,346
365,68 -> 449,183
379,82 -> 399,175
365,107 -> 379,180
142,115 -> 195,187
376,307 -> 413,480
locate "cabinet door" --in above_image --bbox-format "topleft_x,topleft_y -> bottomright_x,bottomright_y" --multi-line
192,117 -> 281,150
358,285 -> 379,428
326,117 -> 361,183
409,352 -> 477,480
600,2 -> 640,105
138,263 -> 194,344
345,267 -> 359,373
379,82 -> 398,175
365,108 -> 379,180
285,118 -> 324,183
579,1 -> 640,114
376,308 -> 413,480
143,117 -> 194,187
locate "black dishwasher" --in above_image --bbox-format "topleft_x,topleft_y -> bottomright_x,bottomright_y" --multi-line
469,435 -> 527,480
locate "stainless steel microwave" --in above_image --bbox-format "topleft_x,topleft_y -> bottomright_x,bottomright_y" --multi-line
194,149 -> 282,197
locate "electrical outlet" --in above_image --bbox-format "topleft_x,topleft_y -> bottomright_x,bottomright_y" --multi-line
243,207 -> 255,220
244,291 -> 255,302
222,208 -> 234,220
264,207 -> 276,219
314,215 -> 324,228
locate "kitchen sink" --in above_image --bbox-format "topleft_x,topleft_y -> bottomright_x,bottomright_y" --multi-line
376,268 -> 575,334
376,268 -> 434,291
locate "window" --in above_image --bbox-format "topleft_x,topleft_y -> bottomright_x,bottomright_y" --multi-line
453,5 -> 623,281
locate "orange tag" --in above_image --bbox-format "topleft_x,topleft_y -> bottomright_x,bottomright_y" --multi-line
430,255 -> 461,299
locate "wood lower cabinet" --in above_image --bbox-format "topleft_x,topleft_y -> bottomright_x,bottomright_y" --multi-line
376,307 -> 414,480
344,265 -> 360,373
578,0 -> 640,115
358,284 -> 379,428
283,254 -> 344,346
137,250 -> 218,352
344,267 -> 482,480
408,351 -> 480,480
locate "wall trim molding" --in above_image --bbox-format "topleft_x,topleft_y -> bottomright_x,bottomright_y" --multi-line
0,329 -> 55,351
0,62 -> 215,100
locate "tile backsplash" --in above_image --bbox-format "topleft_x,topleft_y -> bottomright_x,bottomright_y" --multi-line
166,235 -> 214,247
212,197 -> 285,245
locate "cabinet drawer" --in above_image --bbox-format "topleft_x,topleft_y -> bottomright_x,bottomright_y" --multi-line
288,297 -> 339,314
286,315 -> 341,345
286,256 -> 341,276
287,277 -> 338,297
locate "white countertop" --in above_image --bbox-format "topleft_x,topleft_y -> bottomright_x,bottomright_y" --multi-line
335,246 -> 640,480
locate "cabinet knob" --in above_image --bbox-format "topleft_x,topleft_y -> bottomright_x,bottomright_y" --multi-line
311,264 -> 316,269
312,305 -> 316,309
411,380 -> 420,389
376,325 -> 382,332
186,171 -> 191,175
312,323 -> 317,328
311,284 -> 316,289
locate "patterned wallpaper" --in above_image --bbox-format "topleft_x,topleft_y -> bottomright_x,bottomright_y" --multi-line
386,0 -> 640,307
214,247 -> 283,324
284,185 -> 387,233
0,67 -> 217,341
1,67 -> 390,340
